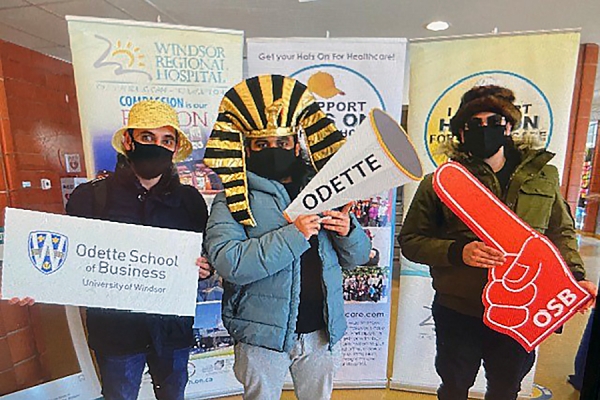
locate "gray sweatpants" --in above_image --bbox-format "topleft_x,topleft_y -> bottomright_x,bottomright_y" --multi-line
233,329 -> 342,400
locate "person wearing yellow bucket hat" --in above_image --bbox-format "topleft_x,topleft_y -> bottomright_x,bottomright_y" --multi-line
203,75 -> 371,400
111,99 -> 194,180
9,101 -> 209,398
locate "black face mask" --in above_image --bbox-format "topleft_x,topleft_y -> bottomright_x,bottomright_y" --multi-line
126,141 -> 174,179
463,126 -> 507,159
246,148 -> 297,181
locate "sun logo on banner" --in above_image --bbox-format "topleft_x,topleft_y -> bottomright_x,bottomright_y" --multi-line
93,35 -> 153,81
291,64 -> 385,137
28,231 -> 69,275
424,71 -> 553,167
111,40 -> 146,69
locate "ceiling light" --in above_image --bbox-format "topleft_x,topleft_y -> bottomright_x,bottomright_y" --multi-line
426,21 -> 450,32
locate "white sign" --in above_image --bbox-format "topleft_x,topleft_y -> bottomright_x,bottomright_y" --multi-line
1,208 -> 201,316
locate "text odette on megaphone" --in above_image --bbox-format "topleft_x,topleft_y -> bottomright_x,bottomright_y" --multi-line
284,108 -> 424,221
301,154 -> 382,211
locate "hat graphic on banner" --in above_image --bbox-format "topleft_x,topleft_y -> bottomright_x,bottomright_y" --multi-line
284,109 -> 423,221
307,71 -> 345,99
433,161 -> 591,352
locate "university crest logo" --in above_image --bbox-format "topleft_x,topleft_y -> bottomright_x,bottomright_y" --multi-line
28,231 -> 69,274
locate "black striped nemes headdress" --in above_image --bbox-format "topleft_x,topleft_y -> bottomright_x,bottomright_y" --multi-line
204,75 -> 346,226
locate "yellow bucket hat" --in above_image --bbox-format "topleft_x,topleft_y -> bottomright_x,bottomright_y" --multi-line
112,100 -> 193,163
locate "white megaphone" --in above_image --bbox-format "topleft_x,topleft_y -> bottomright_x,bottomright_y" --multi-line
284,108 -> 423,221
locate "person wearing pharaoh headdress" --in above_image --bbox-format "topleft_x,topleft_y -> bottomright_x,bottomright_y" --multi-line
203,75 -> 371,400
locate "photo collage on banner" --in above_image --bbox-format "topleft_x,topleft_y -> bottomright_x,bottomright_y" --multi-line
391,31 -> 580,397
247,38 -> 407,387
67,17 -> 244,399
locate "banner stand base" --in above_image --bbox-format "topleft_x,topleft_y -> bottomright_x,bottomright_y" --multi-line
187,388 -> 244,400
389,380 -> 532,400
389,380 -> 437,395
333,380 -> 388,389
283,380 -> 387,391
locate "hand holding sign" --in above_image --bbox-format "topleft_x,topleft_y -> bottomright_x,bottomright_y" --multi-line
196,256 -> 212,279
294,214 -> 322,240
433,161 -> 592,352
463,241 -> 506,268
321,203 -> 353,236
7,297 -> 35,306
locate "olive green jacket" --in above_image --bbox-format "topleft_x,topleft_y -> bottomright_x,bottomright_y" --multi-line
399,146 -> 585,317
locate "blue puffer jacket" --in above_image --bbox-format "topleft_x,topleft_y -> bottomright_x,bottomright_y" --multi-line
205,172 -> 371,352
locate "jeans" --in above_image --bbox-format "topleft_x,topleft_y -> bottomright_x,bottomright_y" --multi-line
433,303 -> 536,400
95,347 -> 189,400
569,309 -> 595,390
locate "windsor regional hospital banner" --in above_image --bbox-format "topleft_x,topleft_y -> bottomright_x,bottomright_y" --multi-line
391,32 -> 580,397
67,17 -> 244,399
247,37 -> 407,388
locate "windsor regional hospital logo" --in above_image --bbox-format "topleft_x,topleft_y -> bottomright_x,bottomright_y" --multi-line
291,65 -> 386,137
93,35 -> 152,81
28,231 -> 69,275
425,71 -> 553,166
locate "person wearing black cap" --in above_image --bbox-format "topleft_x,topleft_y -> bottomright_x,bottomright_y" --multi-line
399,85 -> 597,400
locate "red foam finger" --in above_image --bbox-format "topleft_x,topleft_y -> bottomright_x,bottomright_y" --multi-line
496,237 -> 545,291
486,280 -> 536,307
433,162 -> 532,253
487,305 -> 529,328
433,161 -> 592,352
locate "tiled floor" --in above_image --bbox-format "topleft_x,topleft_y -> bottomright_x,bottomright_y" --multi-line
222,235 -> 599,400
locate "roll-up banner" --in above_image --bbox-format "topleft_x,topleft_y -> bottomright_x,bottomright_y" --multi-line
391,31 -> 580,397
247,37 -> 407,388
67,16 -> 244,399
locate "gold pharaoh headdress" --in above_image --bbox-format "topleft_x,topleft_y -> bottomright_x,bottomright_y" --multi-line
204,75 -> 346,226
